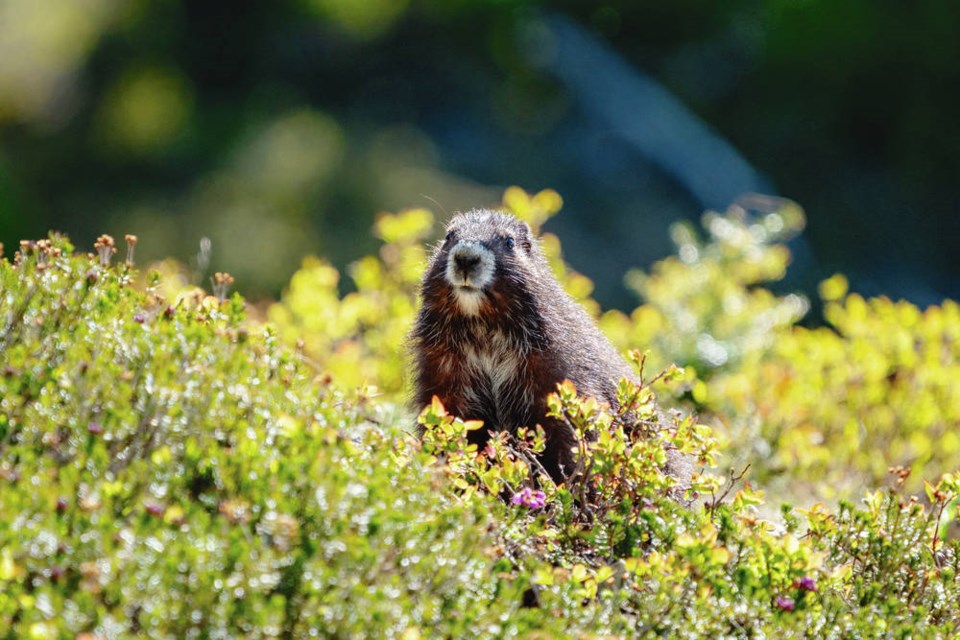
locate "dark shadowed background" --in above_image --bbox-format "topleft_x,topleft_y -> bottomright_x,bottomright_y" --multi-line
2,0 -> 958,310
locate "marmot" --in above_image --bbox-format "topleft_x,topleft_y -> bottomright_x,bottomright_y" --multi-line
411,209 -> 659,483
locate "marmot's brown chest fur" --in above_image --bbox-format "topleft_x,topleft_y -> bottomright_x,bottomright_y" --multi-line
410,210 -> 637,481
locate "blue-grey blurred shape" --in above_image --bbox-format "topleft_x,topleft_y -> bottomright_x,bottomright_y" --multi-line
536,14 -> 772,210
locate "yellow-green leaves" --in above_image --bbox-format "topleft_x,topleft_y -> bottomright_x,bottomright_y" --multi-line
502,186 -> 563,231
373,207 -> 434,244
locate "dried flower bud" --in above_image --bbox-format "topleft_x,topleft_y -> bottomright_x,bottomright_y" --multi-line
94,234 -> 117,267
124,234 -> 138,265
212,271 -> 235,302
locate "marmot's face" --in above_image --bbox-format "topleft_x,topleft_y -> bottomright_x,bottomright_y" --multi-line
435,210 -> 534,317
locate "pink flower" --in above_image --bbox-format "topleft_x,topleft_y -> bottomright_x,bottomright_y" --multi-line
511,487 -> 547,509
775,596 -> 795,612
794,576 -> 818,592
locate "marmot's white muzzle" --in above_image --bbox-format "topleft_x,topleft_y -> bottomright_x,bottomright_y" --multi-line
446,242 -> 494,289
445,242 -> 495,315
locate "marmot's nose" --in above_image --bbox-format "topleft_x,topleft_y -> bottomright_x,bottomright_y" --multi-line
454,252 -> 481,275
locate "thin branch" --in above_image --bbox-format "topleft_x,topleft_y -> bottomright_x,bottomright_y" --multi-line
706,464 -> 751,517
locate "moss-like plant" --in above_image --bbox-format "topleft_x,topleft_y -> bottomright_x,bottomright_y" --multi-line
0,236 -> 543,637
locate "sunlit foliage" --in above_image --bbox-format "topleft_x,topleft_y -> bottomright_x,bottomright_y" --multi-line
1,194 -> 959,636
270,188 -> 960,502
598,195 -> 960,499
421,384 -> 959,637
0,235 -> 534,637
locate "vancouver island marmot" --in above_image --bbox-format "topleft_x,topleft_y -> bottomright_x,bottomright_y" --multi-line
411,209 -> 655,482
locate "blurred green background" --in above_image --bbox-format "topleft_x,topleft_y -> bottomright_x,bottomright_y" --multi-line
2,0 -> 958,308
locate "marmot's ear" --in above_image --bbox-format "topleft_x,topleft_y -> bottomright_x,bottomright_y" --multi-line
520,222 -> 534,253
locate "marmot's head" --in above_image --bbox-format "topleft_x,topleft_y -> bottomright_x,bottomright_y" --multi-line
423,210 -> 539,317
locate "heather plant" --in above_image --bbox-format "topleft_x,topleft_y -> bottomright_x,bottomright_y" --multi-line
417,372 -> 960,637
1,193 -> 959,637
0,237 -> 546,637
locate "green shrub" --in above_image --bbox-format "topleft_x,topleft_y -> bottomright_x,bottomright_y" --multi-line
0,237 -> 546,637
1,192 -> 959,638
720,281 -> 960,497
598,196 -> 960,500
417,377 -> 960,637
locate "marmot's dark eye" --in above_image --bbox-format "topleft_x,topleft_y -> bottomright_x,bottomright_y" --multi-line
504,236 -> 515,249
